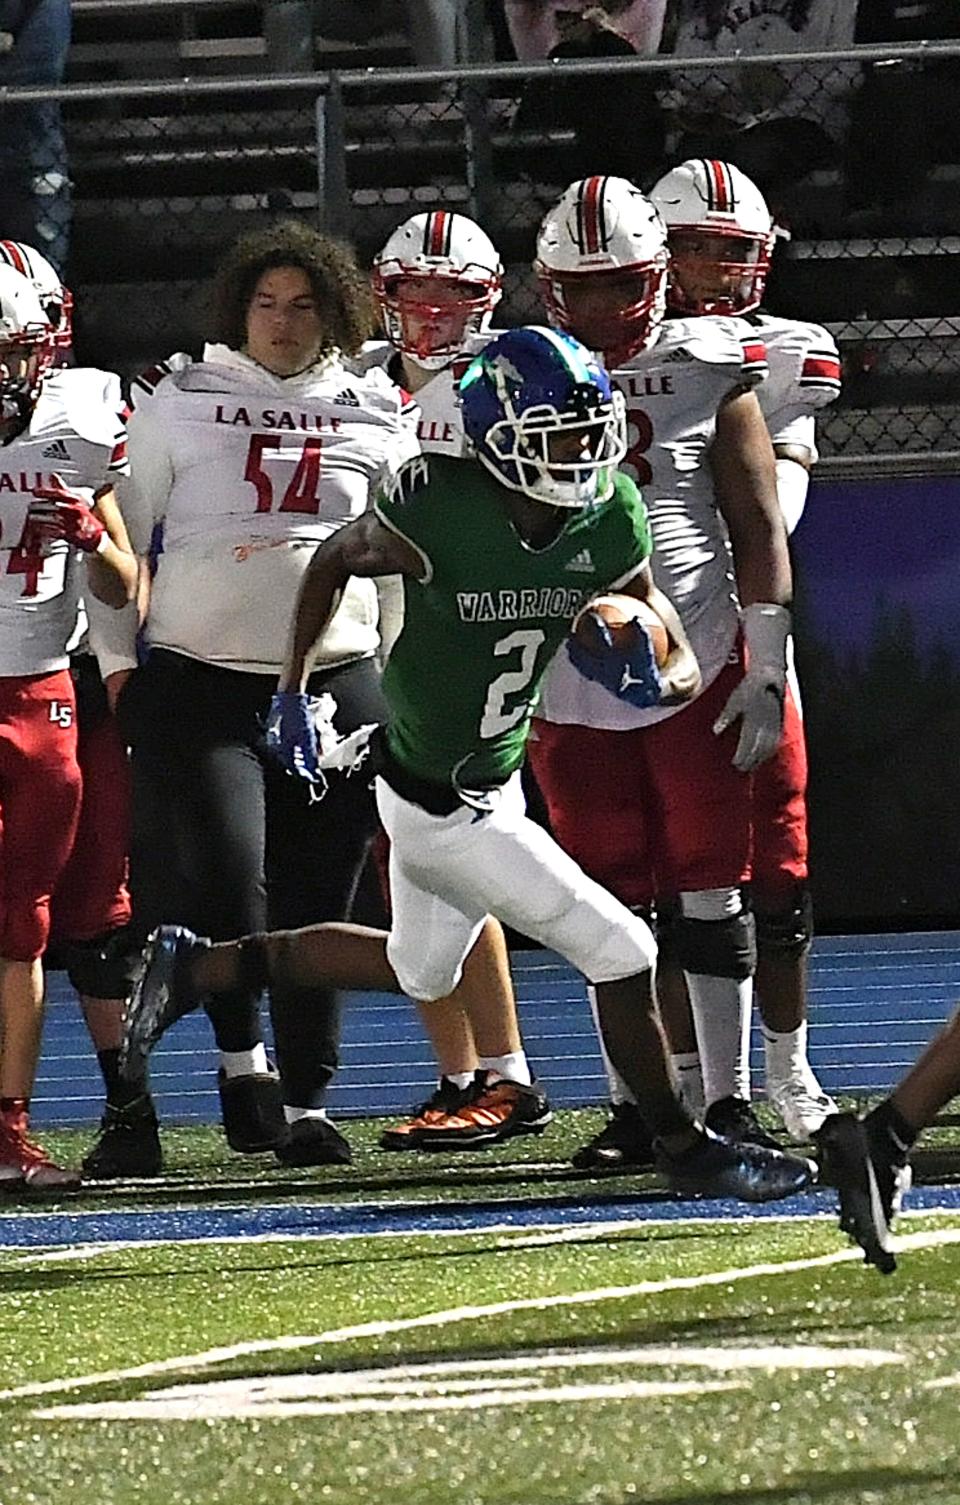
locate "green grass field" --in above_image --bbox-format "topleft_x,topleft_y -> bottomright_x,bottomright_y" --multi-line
2,1111 -> 959,1505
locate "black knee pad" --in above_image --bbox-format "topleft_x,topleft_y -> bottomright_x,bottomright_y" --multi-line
676,910 -> 756,981
754,885 -> 814,960
64,927 -> 140,1000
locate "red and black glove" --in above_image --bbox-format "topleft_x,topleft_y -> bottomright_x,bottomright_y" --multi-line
29,476 -> 106,554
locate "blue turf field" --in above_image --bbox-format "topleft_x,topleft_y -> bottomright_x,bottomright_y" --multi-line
32,931 -> 960,1127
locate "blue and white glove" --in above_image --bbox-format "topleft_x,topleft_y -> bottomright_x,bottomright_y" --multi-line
566,611 -> 663,709
265,691 -> 321,783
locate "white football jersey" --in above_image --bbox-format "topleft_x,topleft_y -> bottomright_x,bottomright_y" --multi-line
749,314 -> 841,465
538,315 -> 767,730
114,345 -> 419,674
0,368 -> 126,677
350,337 -> 489,457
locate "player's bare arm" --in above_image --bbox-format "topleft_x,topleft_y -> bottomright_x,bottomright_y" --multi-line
86,485 -> 138,608
617,563 -> 702,702
711,385 -> 791,609
280,512 -> 422,691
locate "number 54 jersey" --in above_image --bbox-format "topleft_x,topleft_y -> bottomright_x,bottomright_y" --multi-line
0,368 -> 127,677
538,314 -> 768,731
119,344 -> 419,673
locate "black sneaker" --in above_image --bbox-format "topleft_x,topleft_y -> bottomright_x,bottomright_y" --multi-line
817,1111 -> 911,1275
120,926 -> 211,1082
571,1103 -> 655,1171
218,1067 -> 289,1154
657,1127 -> 814,1204
705,1095 -> 783,1152
274,1116 -> 352,1167
416,1073 -> 553,1149
379,1077 -> 480,1151
82,1095 -> 163,1179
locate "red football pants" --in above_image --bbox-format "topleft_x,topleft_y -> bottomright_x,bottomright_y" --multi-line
529,661 -> 752,910
0,670 -> 82,961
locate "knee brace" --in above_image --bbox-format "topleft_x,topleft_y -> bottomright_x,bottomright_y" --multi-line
676,889 -> 756,981
754,884 -> 814,961
64,926 -> 140,999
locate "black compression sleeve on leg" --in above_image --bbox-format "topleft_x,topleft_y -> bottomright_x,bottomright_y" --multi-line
235,933 -> 273,997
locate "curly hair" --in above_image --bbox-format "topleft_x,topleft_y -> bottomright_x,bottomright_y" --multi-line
211,220 -> 377,357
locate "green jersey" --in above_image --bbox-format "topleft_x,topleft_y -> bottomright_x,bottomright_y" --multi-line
375,454 -> 652,788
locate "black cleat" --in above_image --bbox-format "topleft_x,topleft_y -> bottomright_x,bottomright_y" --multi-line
571,1102 -> 655,1171
218,1067 -> 289,1154
705,1094 -> 783,1152
657,1127 -> 814,1204
82,1095 -> 163,1179
817,1111 -> 910,1275
274,1116 -> 352,1167
120,926 -> 210,1081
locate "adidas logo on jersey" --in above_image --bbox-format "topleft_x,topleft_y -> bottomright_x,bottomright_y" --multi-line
565,549 -> 595,574
333,388 -> 361,407
42,439 -> 70,460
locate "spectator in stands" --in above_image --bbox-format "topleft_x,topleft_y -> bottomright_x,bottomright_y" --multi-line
661,0 -> 859,206
846,0 -> 960,229
512,3 -> 666,182
0,1 -> 71,274
502,0 -> 666,57
102,221 -> 417,1170
0,263 -> 135,1190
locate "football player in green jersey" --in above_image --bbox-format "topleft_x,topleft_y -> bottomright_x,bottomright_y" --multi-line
121,328 -> 814,1203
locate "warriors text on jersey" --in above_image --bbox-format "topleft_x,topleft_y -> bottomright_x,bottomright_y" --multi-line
0,368 -> 127,677
538,314 -> 765,731
117,344 -> 418,673
375,454 -> 652,787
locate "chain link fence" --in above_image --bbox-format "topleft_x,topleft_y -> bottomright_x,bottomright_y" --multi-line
1,42 -> 958,462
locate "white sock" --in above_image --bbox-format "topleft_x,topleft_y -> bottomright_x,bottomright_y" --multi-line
478,1051 -> 532,1087
671,1051 -> 705,1120
685,973 -> 752,1106
220,1043 -> 269,1079
587,985 -> 637,1106
283,1105 -> 330,1125
445,1071 -> 476,1092
764,1020 -> 812,1082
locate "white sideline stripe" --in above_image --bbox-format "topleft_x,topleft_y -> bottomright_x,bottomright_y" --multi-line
924,1374 -> 960,1390
6,1203 -> 960,1265
3,1227 -> 959,1406
37,1379 -> 743,1420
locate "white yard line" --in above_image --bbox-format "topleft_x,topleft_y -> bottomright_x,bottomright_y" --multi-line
2,1225 -> 958,1405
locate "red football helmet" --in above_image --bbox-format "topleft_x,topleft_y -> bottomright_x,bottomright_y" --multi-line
0,265 -> 54,422
372,210 -> 503,369
535,176 -> 669,366
0,241 -> 73,357
649,159 -> 778,317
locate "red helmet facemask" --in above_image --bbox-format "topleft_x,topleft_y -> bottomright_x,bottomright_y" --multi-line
538,263 -> 667,369
666,227 -> 775,317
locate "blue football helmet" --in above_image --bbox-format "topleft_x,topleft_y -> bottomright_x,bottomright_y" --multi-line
458,325 -> 626,508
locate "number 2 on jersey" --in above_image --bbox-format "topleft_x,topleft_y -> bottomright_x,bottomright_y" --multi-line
244,434 -> 323,514
480,629 -> 545,738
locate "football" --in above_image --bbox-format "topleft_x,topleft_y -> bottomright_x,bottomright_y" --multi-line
572,593 -> 670,666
